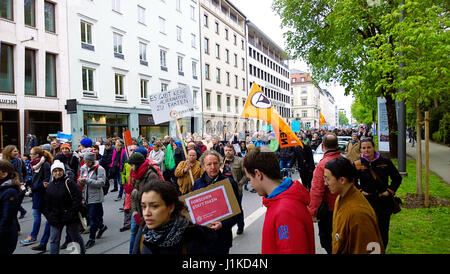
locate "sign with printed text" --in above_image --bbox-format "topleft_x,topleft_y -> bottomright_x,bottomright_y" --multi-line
179,179 -> 241,226
148,86 -> 194,125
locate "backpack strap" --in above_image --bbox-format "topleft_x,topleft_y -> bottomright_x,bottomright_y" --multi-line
140,235 -> 145,254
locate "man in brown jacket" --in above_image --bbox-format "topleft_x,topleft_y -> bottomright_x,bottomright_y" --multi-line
345,133 -> 361,163
324,157 -> 384,254
174,149 -> 203,195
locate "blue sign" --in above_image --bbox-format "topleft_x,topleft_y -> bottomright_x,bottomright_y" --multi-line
291,120 -> 300,132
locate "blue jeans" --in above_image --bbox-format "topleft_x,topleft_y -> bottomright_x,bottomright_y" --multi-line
129,216 -> 138,254
279,160 -> 291,177
88,203 -> 104,241
39,221 -> 50,245
114,170 -> 123,199
49,223 -> 86,254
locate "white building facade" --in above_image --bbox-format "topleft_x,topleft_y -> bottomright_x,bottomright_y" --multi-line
66,0 -> 202,144
247,20 -> 290,133
319,88 -> 337,129
0,0 -> 70,153
199,0 -> 247,139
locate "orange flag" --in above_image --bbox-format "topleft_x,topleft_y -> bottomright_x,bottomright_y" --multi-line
242,83 -> 303,148
319,112 -> 326,125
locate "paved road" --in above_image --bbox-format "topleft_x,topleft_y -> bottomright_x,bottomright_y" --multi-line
14,171 -> 326,254
406,139 -> 450,184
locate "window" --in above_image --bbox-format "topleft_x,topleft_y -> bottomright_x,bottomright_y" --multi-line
302,99 -> 307,106
242,78 -> 245,91
301,77 -> 305,82
215,22 -> 219,34
176,0 -> 181,12
161,82 -> 168,92
193,89 -> 198,107
140,79 -> 148,101
226,96 -> 231,112
206,92 -> 211,109
191,34 -> 196,48
225,49 -> 229,63
215,68 -> 220,83
225,28 -> 228,40
241,39 -> 244,50
80,21 -> 93,47
0,0 -> 13,20
45,53 -> 56,97
176,26 -> 182,42
205,64 -> 210,80
177,56 -> 184,75
159,17 -> 166,34
233,34 -> 237,45
0,43 -> 14,93
112,0 -> 121,12
139,42 -> 147,65
138,5 -> 146,24
235,97 -> 239,113
225,72 -> 230,86
192,61 -> 197,79
113,33 -> 123,58
234,75 -> 238,89
190,6 -> 195,21
25,49 -> 36,95
217,94 -> 221,111
301,88 -> 307,94
44,1 -> 55,33
241,57 -> 245,71
160,49 -> 167,70
203,13 -> 208,27
204,37 -> 209,54
292,78 -> 296,83
24,0 -> 35,27
302,110 -> 307,118
114,74 -> 125,99
82,67 -> 95,95
215,44 -> 220,59
233,53 -> 237,67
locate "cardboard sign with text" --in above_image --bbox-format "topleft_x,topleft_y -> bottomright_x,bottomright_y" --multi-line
179,179 -> 241,226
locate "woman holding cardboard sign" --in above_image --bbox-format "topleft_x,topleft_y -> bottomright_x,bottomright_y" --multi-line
192,150 -> 243,255
132,181 -> 215,254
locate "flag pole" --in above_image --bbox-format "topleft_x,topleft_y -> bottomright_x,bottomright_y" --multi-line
175,118 -> 195,187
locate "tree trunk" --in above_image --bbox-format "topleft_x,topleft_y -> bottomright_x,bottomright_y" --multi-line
384,94 -> 398,158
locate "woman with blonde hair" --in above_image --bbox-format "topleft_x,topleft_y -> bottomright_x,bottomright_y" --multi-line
20,146 -> 53,246
0,160 -> 21,254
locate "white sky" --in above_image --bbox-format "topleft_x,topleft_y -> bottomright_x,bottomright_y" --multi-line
230,0 -> 353,120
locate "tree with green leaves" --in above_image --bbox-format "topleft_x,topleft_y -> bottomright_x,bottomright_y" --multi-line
274,0 -> 449,158
351,97 -> 375,125
338,111 -> 350,126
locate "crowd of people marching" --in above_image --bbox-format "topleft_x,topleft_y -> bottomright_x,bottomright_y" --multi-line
0,124 -> 402,254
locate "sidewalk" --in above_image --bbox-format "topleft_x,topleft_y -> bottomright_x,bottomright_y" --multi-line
405,139 -> 450,184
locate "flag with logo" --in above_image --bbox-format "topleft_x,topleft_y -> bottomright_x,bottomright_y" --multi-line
319,112 -> 326,125
242,83 -> 303,148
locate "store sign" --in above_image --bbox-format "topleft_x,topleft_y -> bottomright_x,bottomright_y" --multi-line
179,179 -> 241,226
148,86 -> 194,124
0,96 -> 17,105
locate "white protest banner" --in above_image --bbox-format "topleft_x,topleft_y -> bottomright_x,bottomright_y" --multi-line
149,86 -> 194,125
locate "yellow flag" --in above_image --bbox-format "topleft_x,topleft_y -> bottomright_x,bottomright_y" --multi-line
242,83 -> 303,148
320,112 -> 326,125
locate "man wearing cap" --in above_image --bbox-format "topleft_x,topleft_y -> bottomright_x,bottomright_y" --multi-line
78,151 -> 107,249
59,143 -> 80,179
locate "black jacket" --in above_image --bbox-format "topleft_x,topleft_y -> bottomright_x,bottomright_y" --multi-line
354,155 -> 402,196
0,178 -> 20,254
133,223 -> 217,254
44,176 -> 81,226
277,146 -> 295,161
292,144 -> 315,172
193,172 -> 243,254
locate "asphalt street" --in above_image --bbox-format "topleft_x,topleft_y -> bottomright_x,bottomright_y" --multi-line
13,170 -> 326,254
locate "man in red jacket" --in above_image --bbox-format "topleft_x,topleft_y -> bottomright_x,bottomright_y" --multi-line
243,146 -> 315,254
308,133 -> 342,254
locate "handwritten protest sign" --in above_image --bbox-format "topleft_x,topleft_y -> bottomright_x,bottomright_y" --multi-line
148,86 -> 194,125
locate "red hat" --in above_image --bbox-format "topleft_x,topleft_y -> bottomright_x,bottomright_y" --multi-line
60,143 -> 71,150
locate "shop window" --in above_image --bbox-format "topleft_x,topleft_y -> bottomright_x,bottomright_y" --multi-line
0,110 -> 19,152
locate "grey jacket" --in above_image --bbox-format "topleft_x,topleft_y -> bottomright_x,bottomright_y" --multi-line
222,156 -> 247,196
78,161 -> 106,204
130,167 -> 160,216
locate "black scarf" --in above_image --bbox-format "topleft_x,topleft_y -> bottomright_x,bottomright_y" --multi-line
143,216 -> 190,248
